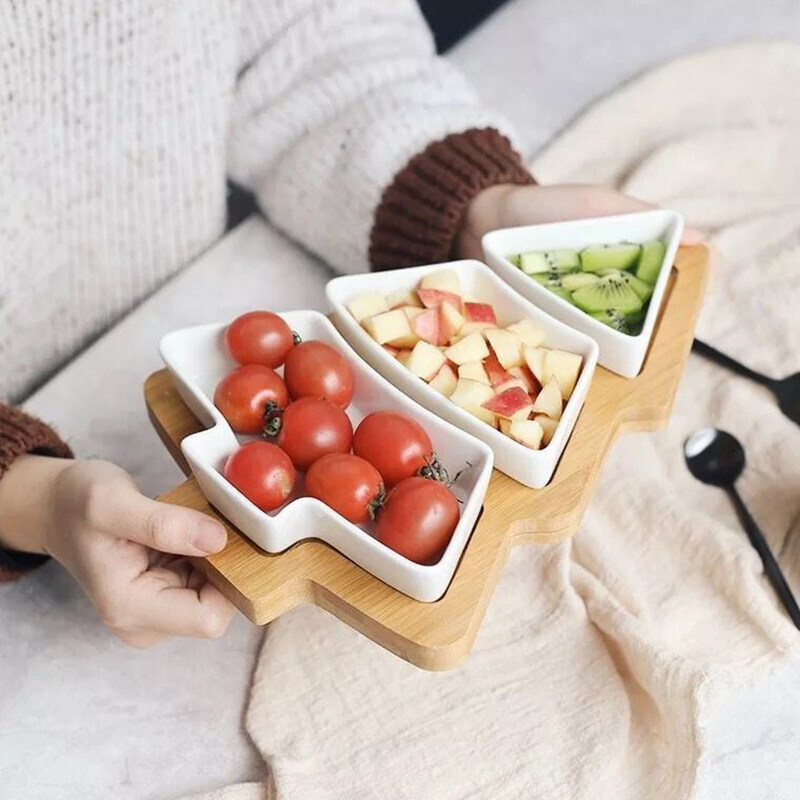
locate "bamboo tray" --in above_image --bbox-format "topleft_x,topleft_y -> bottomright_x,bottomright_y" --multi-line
145,245 -> 708,671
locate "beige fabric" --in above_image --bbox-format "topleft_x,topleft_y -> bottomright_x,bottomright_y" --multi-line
187,42 -> 800,799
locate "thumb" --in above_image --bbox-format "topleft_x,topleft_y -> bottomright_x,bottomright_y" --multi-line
111,488 -> 228,556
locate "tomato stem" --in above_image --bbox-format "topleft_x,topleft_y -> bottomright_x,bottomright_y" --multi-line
368,486 -> 386,521
417,455 -> 472,487
292,331 -> 302,345
263,401 -> 284,438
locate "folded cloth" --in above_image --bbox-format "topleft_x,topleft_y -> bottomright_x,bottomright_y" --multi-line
183,42 -> 800,800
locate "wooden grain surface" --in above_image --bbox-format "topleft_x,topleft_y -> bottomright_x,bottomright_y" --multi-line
146,245 -> 709,670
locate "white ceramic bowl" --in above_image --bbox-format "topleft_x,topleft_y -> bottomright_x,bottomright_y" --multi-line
159,311 -> 493,603
326,260 -> 598,488
482,210 -> 684,377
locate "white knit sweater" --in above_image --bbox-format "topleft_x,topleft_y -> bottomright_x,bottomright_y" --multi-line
0,0 -> 515,403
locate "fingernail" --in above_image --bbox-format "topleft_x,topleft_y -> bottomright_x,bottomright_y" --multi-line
193,521 -> 226,554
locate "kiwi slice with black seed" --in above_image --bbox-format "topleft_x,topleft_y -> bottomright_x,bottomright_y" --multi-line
532,273 -> 574,303
519,249 -> 580,275
598,269 -> 653,302
590,309 -> 632,334
571,273 -> 643,316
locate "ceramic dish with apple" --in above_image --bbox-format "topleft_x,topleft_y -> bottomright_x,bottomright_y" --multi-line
327,260 -> 598,488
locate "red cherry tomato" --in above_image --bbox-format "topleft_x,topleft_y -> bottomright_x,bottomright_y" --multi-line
224,441 -> 296,512
225,311 -> 294,368
283,340 -> 354,408
306,453 -> 384,524
273,397 -> 353,471
214,365 -> 288,435
353,411 -> 434,487
376,477 -> 459,565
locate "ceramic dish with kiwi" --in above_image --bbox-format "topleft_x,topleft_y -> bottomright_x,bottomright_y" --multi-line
507,240 -> 666,336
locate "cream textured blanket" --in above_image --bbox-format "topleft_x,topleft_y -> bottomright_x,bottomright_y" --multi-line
188,43 -> 800,800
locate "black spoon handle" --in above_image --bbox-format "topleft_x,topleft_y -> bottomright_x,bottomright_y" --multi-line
692,339 -> 773,387
728,484 -> 800,630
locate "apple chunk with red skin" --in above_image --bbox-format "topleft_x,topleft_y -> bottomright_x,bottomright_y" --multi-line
450,378 -> 497,426
411,307 -> 441,346
482,386 -> 534,420
439,302 -> 465,344
483,350 -> 514,387
364,308 -> 417,348
417,288 -> 462,313
463,301 -> 497,326
508,364 -> 541,396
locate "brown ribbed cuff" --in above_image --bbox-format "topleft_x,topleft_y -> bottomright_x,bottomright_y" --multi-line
369,127 -> 534,271
0,404 -> 73,582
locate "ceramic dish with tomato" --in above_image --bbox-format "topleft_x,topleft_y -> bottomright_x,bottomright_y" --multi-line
159,311 -> 493,602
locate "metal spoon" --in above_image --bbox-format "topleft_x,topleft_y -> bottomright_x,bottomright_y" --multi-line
692,339 -> 800,425
684,428 -> 800,629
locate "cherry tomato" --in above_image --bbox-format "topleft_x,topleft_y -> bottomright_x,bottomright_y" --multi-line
283,340 -> 354,408
353,411 -> 434,487
306,454 -> 384,524
376,477 -> 459,565
214,365 -> 288,435
225,311 -> 294,368
224,441 -> 296,512
273,397 -> 353,471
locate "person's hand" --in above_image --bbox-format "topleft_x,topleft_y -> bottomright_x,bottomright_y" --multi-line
0,455 -> 235,648
455,183 -> 703,260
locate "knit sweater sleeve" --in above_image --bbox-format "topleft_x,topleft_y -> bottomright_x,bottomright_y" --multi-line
227,0 -> 533,274
0,405 -> 73,582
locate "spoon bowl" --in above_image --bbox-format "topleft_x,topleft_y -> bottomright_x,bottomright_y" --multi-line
684,427 -> 745,487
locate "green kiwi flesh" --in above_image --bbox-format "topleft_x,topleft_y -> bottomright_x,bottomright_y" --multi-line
519,249 -> 580,274
636,239 -> 666,285
590,309 -> 633,334
580,242 -> 641,273
561,272 -> 599,291
571,273 -> 643,315
598,269 -> 653,302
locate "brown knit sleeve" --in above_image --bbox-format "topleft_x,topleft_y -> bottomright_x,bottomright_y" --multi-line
0,404 -> 73,582
369,127 -> 534,271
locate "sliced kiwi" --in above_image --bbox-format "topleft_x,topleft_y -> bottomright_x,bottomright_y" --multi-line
636,239 -> 666,285
519,249 -> 580,275
598,269 -> 653,302
561,272 -> 599,291
507,254 -> 522,268
590,309 -> 631,334
571,273 -> 643,316
532,273 -> 575,303
580,242 -> 641,273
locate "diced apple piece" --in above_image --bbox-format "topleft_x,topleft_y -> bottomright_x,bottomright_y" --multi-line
403,306 -> 425,322
382,344 -> 399,357
411,307 -> 441,345
348,292 -> 389,324
523,346 -> 548,386
498,418 -> 512,436
396,349 -> 412,366
386,287 -> 422,309
482,387 -> 534,420
508,419 -> 544,450
531,379 -> 562,421
535,415 -> 559,446
543,350 -> 582,401
505,318 -> 546,347
428,363 -> 458,397
417,288 -> 462,312
508,365 -> 541,397
449,378 -> 496,426
452,321 -> 495,341
494,377 -> 528,394
458,361 -> 490,385
484,328 -> 523,369
405,341 -> 446,381
443,332 -> 490,366
439,302 -> 465,343
464,302 -> 497,326
419,269 -> 462,297
364,308 -> 416,347
483,350 -> 514,387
